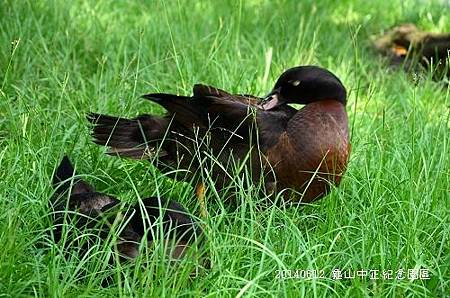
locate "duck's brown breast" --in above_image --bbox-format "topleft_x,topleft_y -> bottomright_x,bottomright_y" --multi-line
265,100 -> 350,202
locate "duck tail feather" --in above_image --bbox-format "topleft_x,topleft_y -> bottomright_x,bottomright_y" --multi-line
87,113 -> 169,159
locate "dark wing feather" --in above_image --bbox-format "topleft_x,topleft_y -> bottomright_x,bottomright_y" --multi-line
193,84 -> 232,98
194,84 -> 261,105
257,106 -> 298,150
180,84 -> 295,148
192,84 -> 262,139
202,94 -> 297,151
142,93 -> 209,129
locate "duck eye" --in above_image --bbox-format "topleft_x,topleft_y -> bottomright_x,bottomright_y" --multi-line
289,80 -> 300,86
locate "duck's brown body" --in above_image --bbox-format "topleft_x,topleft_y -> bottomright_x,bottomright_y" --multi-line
89,66 -> 350,203
264,100 -> 349,202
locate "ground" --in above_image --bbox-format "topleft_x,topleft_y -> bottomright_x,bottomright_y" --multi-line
0,0 -> 449,296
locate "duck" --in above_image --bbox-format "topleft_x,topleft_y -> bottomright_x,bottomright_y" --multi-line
372,23 -> 450,81
51,155 -> 203,261
88,65 -> 350,203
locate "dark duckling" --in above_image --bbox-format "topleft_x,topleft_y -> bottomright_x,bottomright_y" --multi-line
51,156 -> 202,261
88,65 -> 350,203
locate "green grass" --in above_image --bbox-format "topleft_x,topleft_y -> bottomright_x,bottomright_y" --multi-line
1,0 -> 449,296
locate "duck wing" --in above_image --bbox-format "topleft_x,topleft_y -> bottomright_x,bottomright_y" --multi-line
143,85 -> 257,142
142,87 -> 267,187
193,84 -> 261,106
256,106 -> 297,151
144,84 -> 297,152
194,84 -> 297,151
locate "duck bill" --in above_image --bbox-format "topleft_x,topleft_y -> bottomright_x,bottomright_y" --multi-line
259,88 -> 283,110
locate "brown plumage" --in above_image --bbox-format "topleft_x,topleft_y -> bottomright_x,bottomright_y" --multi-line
88,65 -> 350,203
